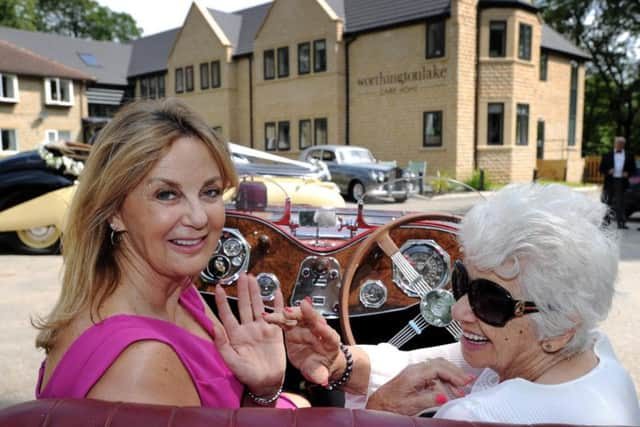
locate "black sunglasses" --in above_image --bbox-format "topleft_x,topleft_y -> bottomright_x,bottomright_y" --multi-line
451,260 -> 539,327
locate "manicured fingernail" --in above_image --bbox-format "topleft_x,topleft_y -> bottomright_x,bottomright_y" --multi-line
466,375 -> 476,384
435,394 -> 448,405
304,296 -> 312,303
454,388 -> 466,397
285,306 -> 293,312
261,312 -> 267,316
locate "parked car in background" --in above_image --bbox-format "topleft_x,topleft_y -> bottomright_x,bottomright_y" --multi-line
624,159 -> 640,218
0,142 -> 343,254
299,145 -> 417,202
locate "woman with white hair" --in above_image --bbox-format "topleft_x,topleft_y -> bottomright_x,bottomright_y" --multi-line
267,183 -> 640,424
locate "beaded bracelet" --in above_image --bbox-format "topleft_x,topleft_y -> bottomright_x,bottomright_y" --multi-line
325,343 -> 353,391
246,385 -> 283,406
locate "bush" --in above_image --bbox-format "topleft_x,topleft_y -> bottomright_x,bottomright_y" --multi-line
464,169 -> 493,190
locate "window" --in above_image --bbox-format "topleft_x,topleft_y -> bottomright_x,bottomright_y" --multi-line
426,20 -> 445,58
298,42 -> 310,75
278,121 -> 290,150
518,23 -> 532,60
45,77 -> 73,106
46,129 -> 71,143
265,122 -> 276,151
313,39 -> 327,72
536,120 -> 545,159
568,62 -> 578,146
539,52 -> 548,81
0,129 -> 17,152
314,118 -> 327,145
0,73 -> 18,102
140,78 -> 148,98
200,62 -> 210,89
211,61 -> 221,88
158,75 -> 166,97
487,103 -> 504,145
277,47 -> 289,78
77,52 -> 98,67
515,104 -> 529,145
185,66 -> 194,92
423,111 -> 443,147
175,68 -> 184,93
489,21 -> 506,57
299,119 -> 311,149
264,49 -> 275,80
148,76 -> 157,99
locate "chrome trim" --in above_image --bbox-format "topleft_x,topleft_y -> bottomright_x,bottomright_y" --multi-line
359,280 -> 388,309
256,272 -> 280,302
393,239 -> 451,297
200,227 -> 251,285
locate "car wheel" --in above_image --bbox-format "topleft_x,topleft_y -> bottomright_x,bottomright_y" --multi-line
5,225 -> 61,255
349,180 -> 365,202
393,193 -> 408,203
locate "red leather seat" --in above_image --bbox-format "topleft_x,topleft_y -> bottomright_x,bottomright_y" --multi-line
0,399 -> 613,427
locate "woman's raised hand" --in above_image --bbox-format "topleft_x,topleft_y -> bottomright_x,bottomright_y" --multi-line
264,298 -> 342,386
212,273 -> 285,398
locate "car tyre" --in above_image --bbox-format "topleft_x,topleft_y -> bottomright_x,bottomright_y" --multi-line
3,225 -> 61,255
349,180 -> 365,202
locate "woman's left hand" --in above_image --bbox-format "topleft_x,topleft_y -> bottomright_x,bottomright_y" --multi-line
213,273 -> 286,398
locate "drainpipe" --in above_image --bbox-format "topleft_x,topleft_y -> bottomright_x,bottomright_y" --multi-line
473,5 -> 480,171
249,56 -> 254,148
344,35 -> 357,146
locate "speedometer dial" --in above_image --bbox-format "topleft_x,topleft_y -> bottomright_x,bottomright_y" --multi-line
392,239 -> 450,297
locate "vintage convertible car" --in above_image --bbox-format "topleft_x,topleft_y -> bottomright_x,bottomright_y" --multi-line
0,142 -> 344,254
0,182 -> 615,427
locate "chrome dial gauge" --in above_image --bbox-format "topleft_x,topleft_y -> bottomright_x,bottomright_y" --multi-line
223,238 -> 243,257
393,239 -> 450,297
420,288 -> 455,327
256,273 -> 280,301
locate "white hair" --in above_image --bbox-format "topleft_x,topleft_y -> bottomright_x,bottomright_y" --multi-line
458,183 -> 619,355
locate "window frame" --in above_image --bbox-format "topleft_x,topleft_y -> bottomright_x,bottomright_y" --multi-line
568,62 -> 578,146
158,75 -> 166,98
489,21 -> 507,58
45,129 -> 71,143
313,39 -> 327,72
515,103 -> 529,146
0,128 -> 18,152
175,68 -> 184,94
487,102 -> 504,145
0,73 -> 19,103
148,76 -> 157,99
518,23 -> 532,61
314,118 -> 328,146
265,122 -> 277,151
264,49 -> 275,80
298,42 -> 311,75
299,119 -> 312,150
140,77 -> 148,98
211,60 -> 221,88
277,46 -> 289,78
539,52 -> 548,81
426,20 -> 446,59
277,121 -> 291,151
200,62 -> 210,90
423,111 -> 443,147
44,77 -> 73,106
185,66 -> 194,92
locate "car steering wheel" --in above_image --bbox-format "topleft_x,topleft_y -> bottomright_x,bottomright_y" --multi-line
339,212 -> 464,346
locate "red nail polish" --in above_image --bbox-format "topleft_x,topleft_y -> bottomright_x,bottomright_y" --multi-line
284,307 -> 293,312
435,394 -> 448,405
304,296 -> 312,303
261,312 -> 267,316
466,375 -> 476,384
454,388 -> 465,397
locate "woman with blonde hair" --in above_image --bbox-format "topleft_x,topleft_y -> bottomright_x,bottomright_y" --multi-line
35,98 -> 295,408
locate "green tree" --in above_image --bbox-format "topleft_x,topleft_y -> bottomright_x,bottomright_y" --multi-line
0,0 -> 39,31
537,0 -> 640,155
37,0 -> 141,42
0,0 -> 141,42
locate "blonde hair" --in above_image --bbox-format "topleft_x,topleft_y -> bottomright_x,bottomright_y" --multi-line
35,98 -> 237,352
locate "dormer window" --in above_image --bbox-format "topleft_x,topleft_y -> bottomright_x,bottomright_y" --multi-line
45,77 -> 73,106
0,73 -> 19,103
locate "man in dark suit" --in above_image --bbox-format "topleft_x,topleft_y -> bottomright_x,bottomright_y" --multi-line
599,136 -> 637,229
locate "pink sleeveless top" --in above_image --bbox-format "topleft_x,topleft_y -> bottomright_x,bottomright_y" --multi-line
36,284 -> 295,409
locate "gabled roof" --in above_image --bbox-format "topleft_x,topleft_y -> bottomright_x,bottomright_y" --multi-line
207,3 -> 272,56
0,25 -> 132,86
128,28 -> 180,77
342,0 -> 449,33
541,24 -> 591,61
0,40 -> 93,81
